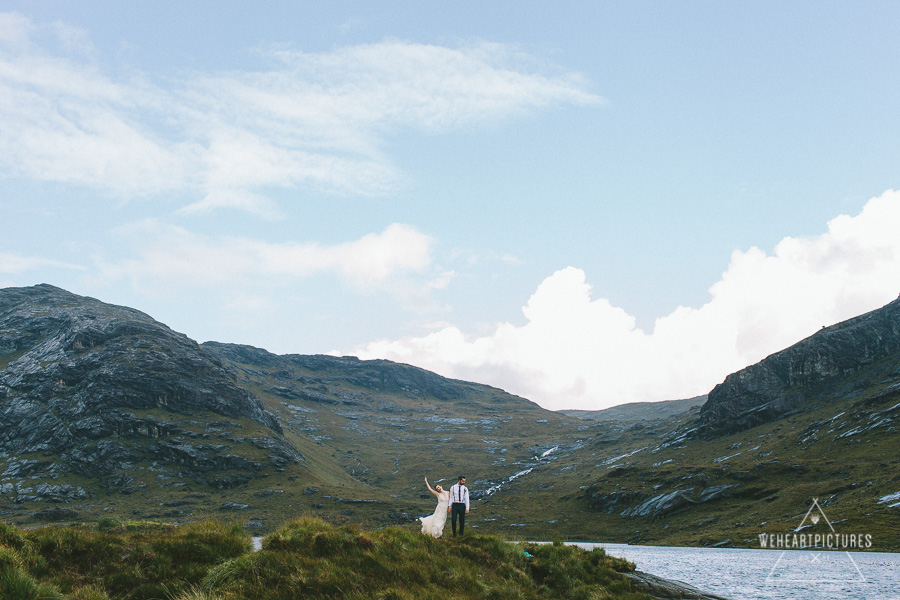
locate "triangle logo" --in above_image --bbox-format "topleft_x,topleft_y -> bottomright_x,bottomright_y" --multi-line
764,498 -> 866,584
795,498 -> 834,532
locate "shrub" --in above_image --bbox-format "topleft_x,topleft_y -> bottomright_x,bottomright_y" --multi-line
96,518 -> 122,532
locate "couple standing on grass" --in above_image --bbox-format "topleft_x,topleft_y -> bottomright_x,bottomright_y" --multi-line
419,476 -> 469,538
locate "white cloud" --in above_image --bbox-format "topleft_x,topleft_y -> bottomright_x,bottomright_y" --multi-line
351,190 -> 900,411
0,13 -> 601,212
95,220 -> 436,296
0,252 -> 85,274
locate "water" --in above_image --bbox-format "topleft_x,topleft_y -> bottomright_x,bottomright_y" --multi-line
577,543 -> 899,600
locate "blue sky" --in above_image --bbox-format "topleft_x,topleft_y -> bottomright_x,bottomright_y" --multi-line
2,2 -> 900,410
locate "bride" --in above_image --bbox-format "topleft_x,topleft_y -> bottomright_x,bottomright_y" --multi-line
419,477 -> 450,538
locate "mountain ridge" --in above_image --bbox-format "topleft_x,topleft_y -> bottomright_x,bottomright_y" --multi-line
699,295 -> 900,437
1,283 -> 898,551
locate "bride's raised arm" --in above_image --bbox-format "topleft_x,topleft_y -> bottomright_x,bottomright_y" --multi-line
424,476 -> 439,497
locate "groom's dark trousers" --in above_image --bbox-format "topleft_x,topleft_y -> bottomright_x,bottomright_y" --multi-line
451,503 -> 466,535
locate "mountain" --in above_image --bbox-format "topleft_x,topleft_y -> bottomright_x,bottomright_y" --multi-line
0,284 -> 301,509
577,296 -> 900,549
560,396 -> 706,425
0,285 -> 586,532
699,296 -> 900,437
1,284 -> 898,551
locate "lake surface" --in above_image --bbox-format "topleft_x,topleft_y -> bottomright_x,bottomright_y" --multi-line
579,543 -> 900,600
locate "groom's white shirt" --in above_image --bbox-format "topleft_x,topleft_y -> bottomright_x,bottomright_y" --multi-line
449,483 -> 469,510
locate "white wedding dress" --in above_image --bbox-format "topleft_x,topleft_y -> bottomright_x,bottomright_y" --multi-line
419,490 -> 450,537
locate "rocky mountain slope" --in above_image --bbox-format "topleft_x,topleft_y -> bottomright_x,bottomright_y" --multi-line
0,285 -> 589,531
0,285 -> 301,512
576,296 -> 900,549
699,296 -> 900,437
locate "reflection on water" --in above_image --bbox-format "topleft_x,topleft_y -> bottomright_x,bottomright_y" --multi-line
577,543 -> 900,600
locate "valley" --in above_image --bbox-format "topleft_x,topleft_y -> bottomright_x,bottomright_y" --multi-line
1,285 -> 898,552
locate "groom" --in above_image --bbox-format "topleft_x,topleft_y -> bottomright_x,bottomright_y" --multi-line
448,475 -> 469,536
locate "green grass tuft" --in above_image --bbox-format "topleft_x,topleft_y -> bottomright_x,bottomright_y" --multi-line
0,518 -> 652,600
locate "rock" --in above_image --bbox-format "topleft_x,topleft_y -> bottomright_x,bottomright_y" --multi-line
220,501 -> 250,511
622,489 -> 698,519
590,481 -> 775,519
699,484 -> 740,503
2,459 -> 53,478
33,483 -> 89,502
624,570 -> 731,599
244,521 -> 266,533
699,297 -> 900,437
162,499 -> 194,507
387,510 -> 414,523
0,285 -> 302,498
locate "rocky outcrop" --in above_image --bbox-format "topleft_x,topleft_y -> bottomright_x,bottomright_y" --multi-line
587,482 -> 768,520
699,297 -> 900,437
624,571 -> 731,600
621,489 -> 698,519
0,285 -> 280,432
0,285 -> 298,498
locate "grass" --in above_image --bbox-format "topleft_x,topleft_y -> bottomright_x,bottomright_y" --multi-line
0,520 -> 250,600
194,517 -> 648,600
0,518 -> 652,600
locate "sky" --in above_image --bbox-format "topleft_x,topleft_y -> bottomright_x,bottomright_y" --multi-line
2,1 -> 900,411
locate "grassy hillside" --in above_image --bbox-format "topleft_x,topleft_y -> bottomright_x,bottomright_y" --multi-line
498,383 -> 900,550
196,342 -> 594,533
0,519 -> 651,600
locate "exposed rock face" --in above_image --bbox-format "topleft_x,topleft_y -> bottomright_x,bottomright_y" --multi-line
587,482 -> 770,520
204,342 -> 482,403
0,285 -> 295,498
620,489 -> 698,519
699,297 -> 900,437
